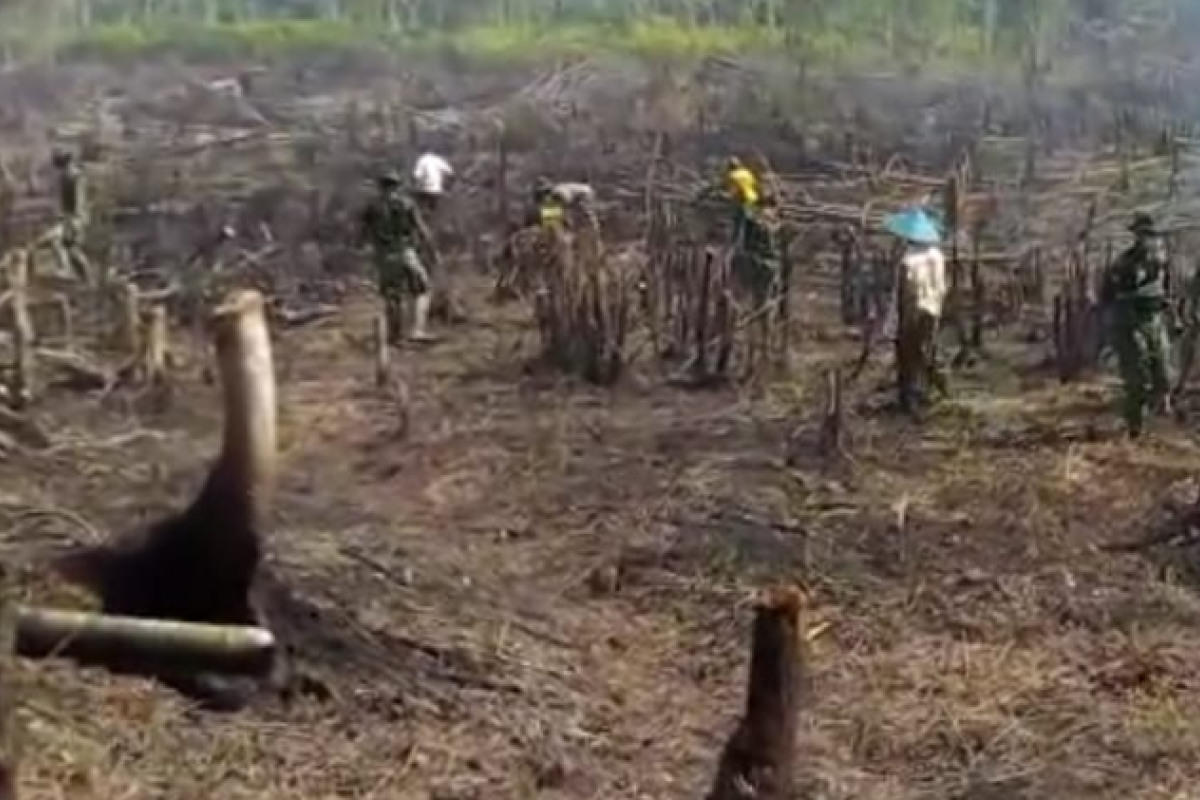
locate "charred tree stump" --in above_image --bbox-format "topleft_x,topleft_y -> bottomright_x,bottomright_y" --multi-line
7,251 -> 34,410
66,290 -> 277,705
1052,254 -> 1103,382
0,566 -> 18,800
707,586 -> 809,800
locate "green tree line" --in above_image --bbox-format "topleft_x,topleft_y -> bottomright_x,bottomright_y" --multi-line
0,0 -> 1192,64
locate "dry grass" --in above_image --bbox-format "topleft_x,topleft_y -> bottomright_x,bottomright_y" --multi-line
0,274 -> 1197,798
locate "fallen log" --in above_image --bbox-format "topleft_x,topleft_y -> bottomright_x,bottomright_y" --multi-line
706,585 -> 809,800
15,608 -> 274,676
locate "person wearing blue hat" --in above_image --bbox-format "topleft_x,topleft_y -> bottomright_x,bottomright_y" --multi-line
886,206 -> 948,410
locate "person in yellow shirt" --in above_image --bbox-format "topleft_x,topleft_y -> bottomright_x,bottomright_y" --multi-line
725,156 -> 760,209
724,157 -> 761,247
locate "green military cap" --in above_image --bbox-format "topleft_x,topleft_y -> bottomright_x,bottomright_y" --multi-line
1130,212 -> 1163,237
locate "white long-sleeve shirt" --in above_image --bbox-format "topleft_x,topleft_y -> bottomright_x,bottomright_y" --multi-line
551,182 -> 595,205
901,244 -> 947,319
412,153 -> 453,195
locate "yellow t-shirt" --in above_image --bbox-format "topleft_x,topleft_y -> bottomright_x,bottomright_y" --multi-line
539,203 -> 565,225
727,167 -> 759,206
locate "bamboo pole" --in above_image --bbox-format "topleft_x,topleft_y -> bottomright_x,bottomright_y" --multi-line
15,607 -> 275,676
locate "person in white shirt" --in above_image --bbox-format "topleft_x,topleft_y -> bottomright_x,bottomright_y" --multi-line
886,208 -> 948,411
411,152 -> 454,216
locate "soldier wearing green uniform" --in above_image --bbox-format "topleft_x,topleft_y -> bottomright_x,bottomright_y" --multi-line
360,172 -> 436,344
1101,213 -> 1172,436
49,149 -> 91,283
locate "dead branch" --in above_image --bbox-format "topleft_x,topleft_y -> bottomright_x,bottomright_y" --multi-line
36,348 -> 111,392
707,585 -> 809,800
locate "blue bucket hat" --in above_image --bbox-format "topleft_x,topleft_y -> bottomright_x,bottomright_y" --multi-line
884,207 -> 942,245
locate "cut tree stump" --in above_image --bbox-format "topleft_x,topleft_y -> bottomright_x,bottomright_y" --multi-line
706,585 -> 809,800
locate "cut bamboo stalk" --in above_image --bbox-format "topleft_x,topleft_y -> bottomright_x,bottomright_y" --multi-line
7,250 -> 33,409
140,304 -> 168,386
15,607 -> 274,677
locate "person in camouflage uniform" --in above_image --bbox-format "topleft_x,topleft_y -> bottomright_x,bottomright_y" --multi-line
1101,212 -> 1172,436
47,148 -> 91,283
360,172 -> 436,344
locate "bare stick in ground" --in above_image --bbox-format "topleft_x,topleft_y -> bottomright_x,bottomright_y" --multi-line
139,304 -> 168,386
818,368 -> 847,462
0,566 -> 19,800
373,313 -> 390,389
6,251 -> 33,409
117,280 -> 140,358
707,585 -> 810,800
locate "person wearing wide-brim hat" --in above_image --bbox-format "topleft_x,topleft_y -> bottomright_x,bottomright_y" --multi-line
884,206 -> 948,412
1101,211 -> 1172,436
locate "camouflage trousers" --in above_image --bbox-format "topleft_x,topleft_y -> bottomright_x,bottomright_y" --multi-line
1112,313 -> 1171,434
376,247 -> 430,341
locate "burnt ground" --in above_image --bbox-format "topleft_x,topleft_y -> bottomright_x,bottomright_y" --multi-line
4,263 -> 1200,800
4,53 -> 1200,800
